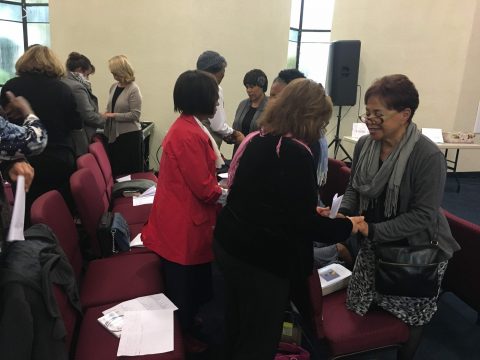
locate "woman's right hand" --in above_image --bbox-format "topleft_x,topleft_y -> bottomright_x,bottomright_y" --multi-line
5,91 -> 34,120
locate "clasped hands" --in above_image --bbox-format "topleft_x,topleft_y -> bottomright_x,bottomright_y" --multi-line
317,206 -> 369,237
101,112 -> 115,120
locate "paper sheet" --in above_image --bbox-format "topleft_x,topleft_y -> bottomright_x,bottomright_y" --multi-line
103,293 -> 178,316
422,128 -> 444,143
140,185 -> 156,197
130,233 -> 144,247
116,175 -> 132,182
133,195 -> 155,206
351,123 -> 369,139
329,193 -> 343,219
7,175 -> 25,241
117,310 -> 174,356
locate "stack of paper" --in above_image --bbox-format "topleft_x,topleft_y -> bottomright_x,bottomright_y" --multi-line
318,263 -> 352,296
97,293 -> 177,356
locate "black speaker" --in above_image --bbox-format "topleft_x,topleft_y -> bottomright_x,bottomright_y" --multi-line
325,40 -> 361,106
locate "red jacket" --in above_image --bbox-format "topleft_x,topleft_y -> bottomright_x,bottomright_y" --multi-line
142,114 -> 221,265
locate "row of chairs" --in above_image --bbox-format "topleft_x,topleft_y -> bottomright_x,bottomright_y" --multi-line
29,142 -> 185,359
11,149 -> 479,359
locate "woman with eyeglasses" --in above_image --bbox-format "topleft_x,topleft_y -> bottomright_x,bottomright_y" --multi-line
336,74 -> 459,359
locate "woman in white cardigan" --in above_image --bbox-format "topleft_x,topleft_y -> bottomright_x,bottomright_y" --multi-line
103,55 -> 143,176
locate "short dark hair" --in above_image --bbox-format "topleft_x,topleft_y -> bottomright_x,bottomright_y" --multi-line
276,68 -> 305,84
365,74 -> 419,121
174,70 -> 219,116
66,52 -> 94,73
243,69 -> 268,92
196,50 -> 227,74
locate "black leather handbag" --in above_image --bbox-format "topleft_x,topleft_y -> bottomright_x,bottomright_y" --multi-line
375,242 -> 446,297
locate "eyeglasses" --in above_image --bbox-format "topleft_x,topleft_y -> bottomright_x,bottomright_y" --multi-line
358,113 -> 385,125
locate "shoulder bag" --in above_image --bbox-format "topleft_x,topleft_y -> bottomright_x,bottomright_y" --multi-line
97,212 -> 130,257
375,221 -> 447,297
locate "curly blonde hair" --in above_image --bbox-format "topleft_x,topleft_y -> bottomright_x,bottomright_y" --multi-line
15,45 -> 65,78
108,55 -> 135,83
258,79 -> 332,144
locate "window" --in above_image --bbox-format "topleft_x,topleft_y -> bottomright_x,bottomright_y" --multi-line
288,0 -> 335,85
0,0 -> 50,86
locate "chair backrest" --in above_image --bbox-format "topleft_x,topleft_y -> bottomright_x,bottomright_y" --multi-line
338,166 -> 351,196
31,190 -> 83,280
70,168 -> 109,257
76,153 -> 111,207
442,210 -> 480,313
320,158 -> 349,206
88,142 -> 115,199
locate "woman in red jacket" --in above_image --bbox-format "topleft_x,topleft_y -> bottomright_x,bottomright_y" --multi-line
141,70 -> 226,347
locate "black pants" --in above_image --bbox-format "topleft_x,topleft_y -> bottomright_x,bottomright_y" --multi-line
108,130 -> 143,177
214,240 -> 290,360
161,258 -> 212,333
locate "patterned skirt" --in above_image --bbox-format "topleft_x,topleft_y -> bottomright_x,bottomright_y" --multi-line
346,238 -> 448,326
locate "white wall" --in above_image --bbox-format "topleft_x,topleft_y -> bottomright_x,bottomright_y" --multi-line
49,0 -> 291,166
329,0 -> 480,171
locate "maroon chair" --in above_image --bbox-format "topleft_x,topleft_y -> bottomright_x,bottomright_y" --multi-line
31,190 -> 164,309
69,166 -> 150,258
338,166 -> 351,196
51,276 -> 184,360
76,153 -> 152,229
442,210 -> 480,323
89,141 -> 157,188
3,181 -> 14,207
74,301 -> 185,360
320,158 -> 348,206
307,271 -> 409,358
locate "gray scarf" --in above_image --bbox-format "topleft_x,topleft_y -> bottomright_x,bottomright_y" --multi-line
70,71 -> 92,92
351,122 -> 421,218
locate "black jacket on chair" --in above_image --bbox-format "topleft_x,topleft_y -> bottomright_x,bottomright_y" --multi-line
0,224 -> 81,360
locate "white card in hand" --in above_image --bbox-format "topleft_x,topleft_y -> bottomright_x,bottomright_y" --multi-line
7,175 -> 25,241
329,193 -> 343,219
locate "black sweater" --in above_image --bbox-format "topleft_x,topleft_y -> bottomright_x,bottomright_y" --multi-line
0,73 -> 81,152
214,134 -> 352,278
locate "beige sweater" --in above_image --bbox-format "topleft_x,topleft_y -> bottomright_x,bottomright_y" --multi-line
105,81 -> 142,143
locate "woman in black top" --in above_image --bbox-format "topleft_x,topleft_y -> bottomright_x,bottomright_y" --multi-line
0,45 -> 81,216
214,79 -> 364,360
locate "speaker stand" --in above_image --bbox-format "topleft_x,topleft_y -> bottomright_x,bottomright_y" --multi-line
328,106 -> 352,162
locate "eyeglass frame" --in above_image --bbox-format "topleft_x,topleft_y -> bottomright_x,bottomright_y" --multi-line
358,110 -> 401,125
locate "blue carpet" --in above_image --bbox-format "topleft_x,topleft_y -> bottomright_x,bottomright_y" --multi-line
442,172 -> 480,226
